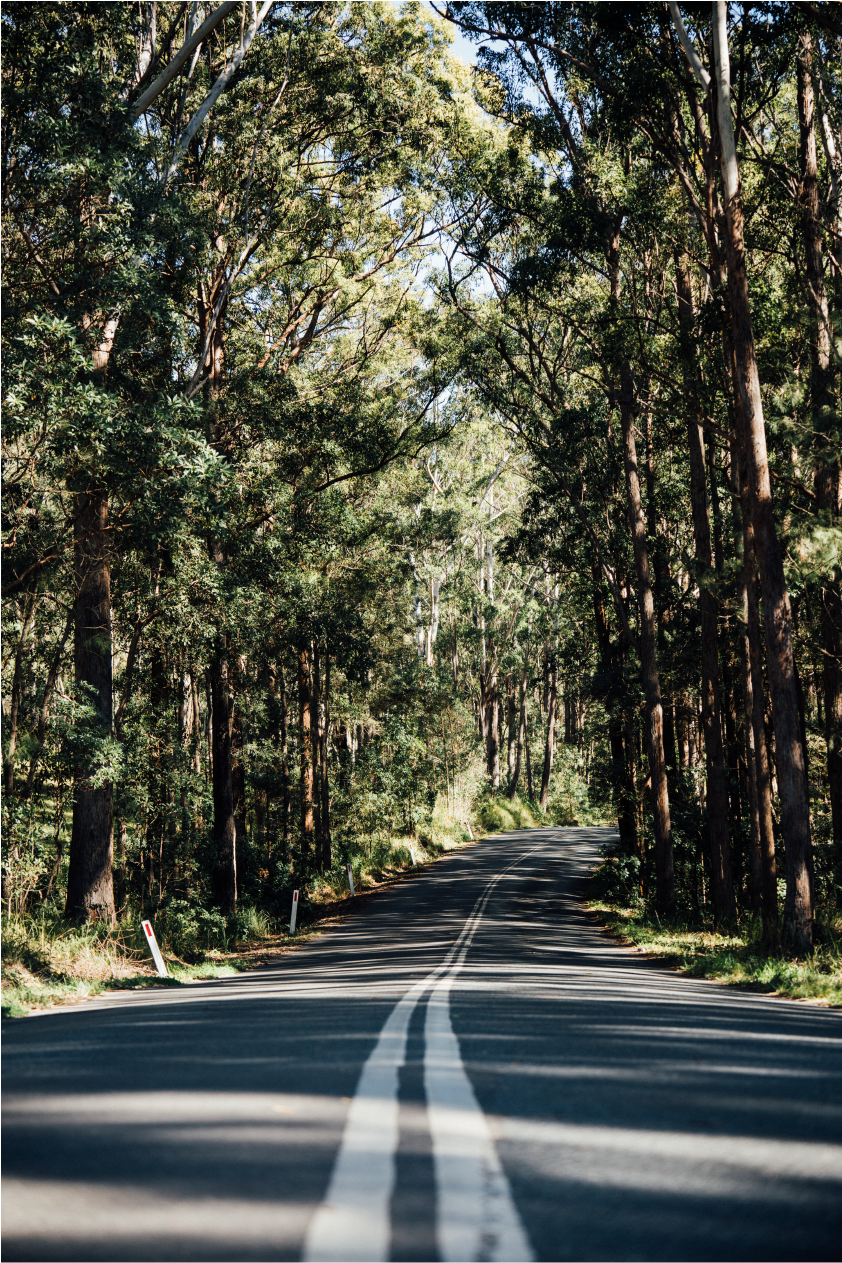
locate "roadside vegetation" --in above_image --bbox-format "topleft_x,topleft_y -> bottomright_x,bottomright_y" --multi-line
3,4 -> 840,1021
3,767 -> 582,1017
589,852 -> 842,1007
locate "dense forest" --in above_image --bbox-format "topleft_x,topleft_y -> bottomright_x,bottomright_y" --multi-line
2,0 -> 840,962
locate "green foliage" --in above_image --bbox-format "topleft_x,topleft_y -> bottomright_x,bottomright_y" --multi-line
2,0 -> 840,1001
589,873 -> 842,1008
477,792 -> 538,833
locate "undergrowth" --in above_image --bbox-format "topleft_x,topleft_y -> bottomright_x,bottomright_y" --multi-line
589,851 -> 842,1007
3,782 -> 589,1019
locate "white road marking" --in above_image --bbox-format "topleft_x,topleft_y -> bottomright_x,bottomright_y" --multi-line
303,849 -> 538,1263
425,973 -> 534,1262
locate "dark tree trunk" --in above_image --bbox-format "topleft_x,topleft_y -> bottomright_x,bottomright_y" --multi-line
232,708 -> 247,871
279,666 -> 291,851
66,490 -> 115,924
719,141 -> 813,952
210,643 -> 237,912
592,563 -> 638,849
298,644 -> 315,869
740,466 -> 779,942
506,674 -> 517,784
539,650 -> 557,812
114,817 -> 127,920
798,31 -> 842,900
484,654 -> 500,790
508,666 -> 527,800
321,650 -> 332,870
675,250 -> 736,927
311,642 -> 322,864
619,364 -> 675,915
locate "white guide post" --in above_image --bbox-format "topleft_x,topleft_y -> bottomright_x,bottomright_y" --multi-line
141,920 -> 169,978
289,888 -> 299,935
347,863 -> 355,897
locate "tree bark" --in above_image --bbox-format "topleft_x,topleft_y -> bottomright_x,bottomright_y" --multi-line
739,524 -> 778,943
506,673 -> 517,784
298,644 -> 315,869
798,29 -> 842,899
508,665 -> 527,800
310,641 -> 322,863
592,562 -> 638,849
619,364 -> 675,914
539,650 -> 557,811
210,643 -> 237,913
486,668 -> 500,790
713,3 -> 813,951
279,666 -> 291,851
525,701 -> 534,802
675,249 -> 736,927
321,650 -> 332,870
65,489 -> 115,923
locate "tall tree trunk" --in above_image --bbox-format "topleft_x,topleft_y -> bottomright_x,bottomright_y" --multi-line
65,489 -> 115,924
3,590 -> 36,797
506,673 -> 517,784
742,478 -> 778,941
675,249 -> 736,927
713,1 -> 813,951
798,29 -> 842,899
619,364 -> 675,915
539,650 -> 557,811
592,563 -> 638,849
311,642 -> 322,864
279,665 -> 290,852
298,644 -> 315,869
508,665 -> 527,800
231,709 -> 247,871
210,642 -> 237,913
321,650 -> 332,869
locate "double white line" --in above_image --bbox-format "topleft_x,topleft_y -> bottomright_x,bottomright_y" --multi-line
303,850 -> 537,1263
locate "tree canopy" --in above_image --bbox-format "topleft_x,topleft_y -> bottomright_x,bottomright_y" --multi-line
3,1 -> 840,958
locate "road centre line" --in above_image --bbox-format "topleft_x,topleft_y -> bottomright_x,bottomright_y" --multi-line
302,847 -> 539,1263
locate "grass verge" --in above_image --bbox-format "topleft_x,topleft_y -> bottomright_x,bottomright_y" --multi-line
588,865 -> 842,1006
1,830 -> 469,1020
0,912 -> 330,1019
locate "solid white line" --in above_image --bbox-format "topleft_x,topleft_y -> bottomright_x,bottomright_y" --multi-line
302,977 -> 428,1262
425,974 -> 534,1262
302,845 -> 540,1263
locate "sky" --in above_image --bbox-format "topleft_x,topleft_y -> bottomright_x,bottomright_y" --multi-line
424,2 -> 480,65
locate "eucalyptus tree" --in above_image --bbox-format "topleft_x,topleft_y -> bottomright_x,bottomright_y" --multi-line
1,2 -> 261,920
2,1 -> 469,914
439,0 -> 838,946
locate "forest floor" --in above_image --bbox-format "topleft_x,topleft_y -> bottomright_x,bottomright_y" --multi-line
588,893 -> 842,1007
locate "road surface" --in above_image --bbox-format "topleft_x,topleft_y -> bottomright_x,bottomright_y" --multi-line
3,826 -> 842,1261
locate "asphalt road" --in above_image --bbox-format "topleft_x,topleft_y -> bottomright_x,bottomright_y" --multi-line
3,826 -> 842,1262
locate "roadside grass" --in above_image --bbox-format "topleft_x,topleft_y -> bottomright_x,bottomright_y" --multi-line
477,792 -> 540,834
3,800 -> 584,1020
588,857 -> 842,1007
1,828 -> 462,1020
0,907 -> 308,1019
